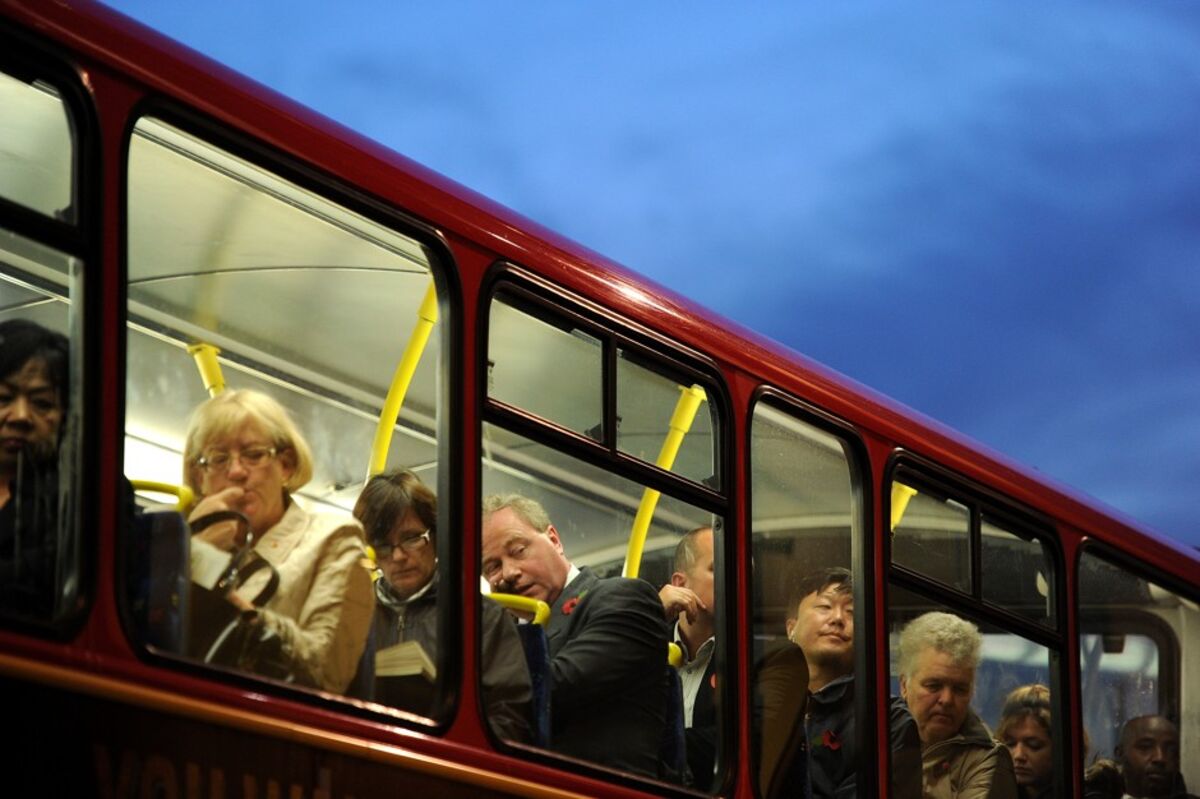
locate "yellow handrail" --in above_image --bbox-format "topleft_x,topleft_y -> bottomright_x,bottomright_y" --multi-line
622,384 -> 708,578
891,482 -> 919,531
367,281 -> 438,479
130,480 -> 194,512
486,592 -> 551,626
667,642 -> 683,669
187,342 -> 225,398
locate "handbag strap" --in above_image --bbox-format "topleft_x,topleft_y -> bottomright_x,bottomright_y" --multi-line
189,509 -> 279,606
189,509 -> 250,535
234,554 -> 280,608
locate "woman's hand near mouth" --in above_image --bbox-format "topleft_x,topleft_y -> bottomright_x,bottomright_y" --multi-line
190,486 -> 248,550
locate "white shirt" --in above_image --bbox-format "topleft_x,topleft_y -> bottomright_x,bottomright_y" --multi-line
674,621 -> 716,727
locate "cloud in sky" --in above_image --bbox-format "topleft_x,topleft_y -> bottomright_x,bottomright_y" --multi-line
105,1 -> 1200,547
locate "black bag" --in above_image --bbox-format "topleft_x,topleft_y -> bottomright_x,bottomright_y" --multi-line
188,511 -> 290,681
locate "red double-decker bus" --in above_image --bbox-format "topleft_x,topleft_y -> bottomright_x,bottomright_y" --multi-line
2,3 -> 1196,797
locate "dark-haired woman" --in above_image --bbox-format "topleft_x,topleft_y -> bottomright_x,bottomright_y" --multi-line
354,469 -> 531,741
0,319 -> 68,616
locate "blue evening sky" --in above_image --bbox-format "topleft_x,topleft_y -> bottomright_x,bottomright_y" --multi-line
104,2 -> 1200,550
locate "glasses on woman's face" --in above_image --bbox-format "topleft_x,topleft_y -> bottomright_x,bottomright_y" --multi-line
376,529 -> 432,559
197,445 -> 277,474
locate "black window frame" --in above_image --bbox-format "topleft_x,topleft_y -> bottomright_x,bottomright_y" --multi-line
1075,540 -> 1188,736
478,262 -> 733,793
0,25 -> 101,640
116,96 -> 464,729
884,450 -> 1071,798
745,387 -> 875,799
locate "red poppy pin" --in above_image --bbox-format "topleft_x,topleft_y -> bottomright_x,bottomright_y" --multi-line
559,587 -> 588,611
820,729 -> 842,751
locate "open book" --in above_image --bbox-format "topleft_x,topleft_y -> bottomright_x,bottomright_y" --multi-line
375,639 -> 436,682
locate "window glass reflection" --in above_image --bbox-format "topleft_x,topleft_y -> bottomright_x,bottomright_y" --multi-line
0,70 -> 74,222
891,482 -> 970,593
1078,551 -> 1196,797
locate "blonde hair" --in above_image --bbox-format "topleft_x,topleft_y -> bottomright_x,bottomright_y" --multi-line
182,389 -> 314,495
898,611 -> 982,678
482,493 -> 551,534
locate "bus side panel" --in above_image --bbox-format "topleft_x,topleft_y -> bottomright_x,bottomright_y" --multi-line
7,675 -> 522,798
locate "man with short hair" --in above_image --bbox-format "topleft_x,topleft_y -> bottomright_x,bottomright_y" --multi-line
898,611 -> 1017,799
786,568 -> 921,799
481,493 -> 670,778
659,525 -> 718,789
1115,715 -> 1197,799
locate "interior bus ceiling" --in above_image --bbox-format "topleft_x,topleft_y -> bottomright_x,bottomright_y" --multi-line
0,72 -> 73,220
6,107 -> 1049,567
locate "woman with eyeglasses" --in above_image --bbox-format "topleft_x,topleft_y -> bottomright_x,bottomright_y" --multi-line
183,389 -> 373,693
353,469 -> 531,741
996,684 -> 1054,798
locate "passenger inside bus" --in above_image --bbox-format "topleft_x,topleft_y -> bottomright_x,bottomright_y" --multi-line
897,611 -> 1018,799
786,567 -> 921,799
183,389 -> 374,692
481,493 -> 670,779
1115,715 -> 1195,799
996,684 -> 1053,799
353,469 -> 532,740
657,524 -> 718,790
0,319 -> 67,618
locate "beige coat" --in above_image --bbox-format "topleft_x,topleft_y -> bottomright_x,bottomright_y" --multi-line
920,710 -> 1018,799
234,500 -> 374,692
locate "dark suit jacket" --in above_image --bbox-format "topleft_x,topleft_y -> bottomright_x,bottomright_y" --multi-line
546,567 -> 670,778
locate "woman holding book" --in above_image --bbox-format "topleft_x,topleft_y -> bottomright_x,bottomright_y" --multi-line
354,469 -> 531,741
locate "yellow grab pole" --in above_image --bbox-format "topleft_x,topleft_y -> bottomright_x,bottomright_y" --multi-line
187,343 -> 225,397
485,593 -> 551,626
367,282 -> 439,479
622,384 -> 708,578
891,482 -> 919,531
129,480 -> 195,512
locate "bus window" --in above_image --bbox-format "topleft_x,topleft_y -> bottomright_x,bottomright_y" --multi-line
488,294 -> 602,438
981,518 -> 1055,628
887,465 -> 1065,798
0,62 -> 82,625
1078,551 -> 1197,796
892,482 -> 971,594
888,587 -> 1057,799
483,284 -> 726,790
123,116 -> 447,714
0,67 -> 74,222
617,347 -> 718,489
749,399 -> 861,799
890,470 -> 1061,629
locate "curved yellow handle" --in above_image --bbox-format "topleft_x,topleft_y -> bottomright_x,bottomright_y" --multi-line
623,384 -> 708,578
130,480 -> 194,512
668,641 -> 684,669
187,342 -> 225,398
486,592 -> 551,626
891,482 -> 919,531
367,282 -> 438,478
